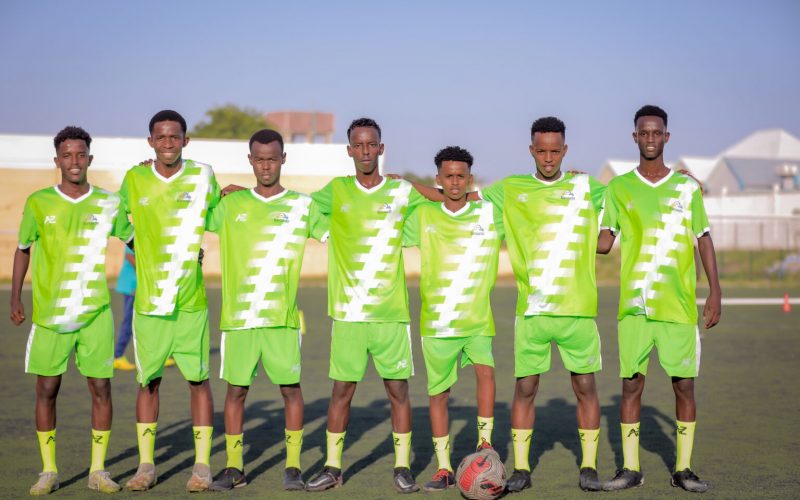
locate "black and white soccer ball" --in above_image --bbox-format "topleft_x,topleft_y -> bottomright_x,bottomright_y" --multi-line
455,448 -> 507,500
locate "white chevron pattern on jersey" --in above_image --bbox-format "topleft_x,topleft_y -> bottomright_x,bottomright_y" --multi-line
430,204 -> 497,336
338,182 -> 411,321
630,181 -> 695,312
151,166 -> 210,315
526,176 -> 591,315
235,195 -> 310,329
52,195 -> 118,330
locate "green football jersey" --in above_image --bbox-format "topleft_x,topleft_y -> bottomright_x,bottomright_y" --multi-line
206,189 -> 328,331
119,160 -> 220,315
312,176 -> 426,322
481,173 -> 606,317
601,169 -> 710,324
403,201 -> 504,337
18,185 -> 134,333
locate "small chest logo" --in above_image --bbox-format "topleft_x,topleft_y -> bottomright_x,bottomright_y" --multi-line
340,203 -> 350,213
425,224 -> 437,233
84,214 -> 99,224
178,192 -> 193,202
671,200 -> 684,213
378,203 -> 393,213
274,212 -> 289,223
472,224 -> 485,236
44,215 -> 56,224
561,190 -> 575,200
235,213 -> 248,222
517,193 -> 529,202
139,197 -> 149,206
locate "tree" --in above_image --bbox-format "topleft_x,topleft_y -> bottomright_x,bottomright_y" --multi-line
191,104 -> 272,140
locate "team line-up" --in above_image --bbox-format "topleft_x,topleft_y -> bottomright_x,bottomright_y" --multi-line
10,105 -> 722,496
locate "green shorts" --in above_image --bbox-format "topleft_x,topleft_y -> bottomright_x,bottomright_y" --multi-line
133,309 -> 210,386
618,315 -> 700,379
220,327 -> 302,386
329,321 -> 413,382
25,306 -> 114,378
514,315 -> 602,378
421,336 -> 494,396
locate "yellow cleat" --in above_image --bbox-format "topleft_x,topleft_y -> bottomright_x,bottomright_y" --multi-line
163,358 -> 176,367
88,470 -> 121,493
113,356 -> 136,371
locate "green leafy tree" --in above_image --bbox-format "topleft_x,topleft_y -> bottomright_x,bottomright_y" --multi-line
191,104 -> 272,139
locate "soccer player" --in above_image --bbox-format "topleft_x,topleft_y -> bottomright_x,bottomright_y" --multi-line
408,117 -> 607,492
10,126 -> 133,495
599,105 -> 721,493
205,129 -> 328,491
120,110 -> 220,492
304,118 -> 426,493
402,146 -> 504,492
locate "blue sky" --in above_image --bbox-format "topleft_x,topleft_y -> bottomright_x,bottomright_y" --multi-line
2,0 -> 798,180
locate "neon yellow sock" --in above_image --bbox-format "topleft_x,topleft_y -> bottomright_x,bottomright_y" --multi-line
136,422 -> 157,465
432,435 -> 452,472
393,431 -> 411,468
621,422 -> 640,471
225,433 -> 244,471
578,428 -> 599,469
37,430 -> 57,473
675,420 -> 696,471
477,416 -> 494,447
285,429 -> 303,470
325,431 -> 345,469
90,429 -> 110,473
511,428 -> 532,471
193,426 -> 213,465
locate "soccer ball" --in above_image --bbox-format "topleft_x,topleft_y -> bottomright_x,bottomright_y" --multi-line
455,449 -> 507,500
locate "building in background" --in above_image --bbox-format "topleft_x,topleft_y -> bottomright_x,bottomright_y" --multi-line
265,111 -> 335,144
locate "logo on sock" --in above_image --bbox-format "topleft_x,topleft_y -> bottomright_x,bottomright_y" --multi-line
336,436 -> 345,445
234,439 -> 243,448
677,425 -> 688,435
626,428 -> 640,438
194,430 -> 201,440
46,436 -> 55,444
394,437 -> 400,446
92,434 -> 103,444
142,428 -> 156,437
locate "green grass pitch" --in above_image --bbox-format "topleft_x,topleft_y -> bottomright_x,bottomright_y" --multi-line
1,286 -> 798,498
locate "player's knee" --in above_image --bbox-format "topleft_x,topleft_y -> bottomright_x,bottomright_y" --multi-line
280,384 -> 303,402
87,378 -> 112,399
514,375 -> 539,399
571,374 -> 597,398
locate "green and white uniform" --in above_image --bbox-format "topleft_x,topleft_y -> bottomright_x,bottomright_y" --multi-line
403,200 -> 503,394
602,169 -> 709,377
206,188 -> 328,385
19,185 -> 133,377
119,160 -> 220,384
312,176 -> 426,380
482,173 -> 605,376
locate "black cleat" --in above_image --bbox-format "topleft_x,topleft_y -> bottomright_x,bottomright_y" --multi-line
393,467 -> 420,494
671,469 -> 709,493
506,469 -> 532,493
603,468 -> 644,491
305,466 -> 342,492
579,467 -> 603,491
208,467 -> 247,491
283,467 -> 304,491
423,469 -> 455,492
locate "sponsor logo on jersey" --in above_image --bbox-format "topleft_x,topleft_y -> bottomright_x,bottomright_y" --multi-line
561,190 -> 575,200
340,203 -> 350,213
378,203 -> 393,213
671,200 -> 684,213
235,213 -> 248,222
178,191 -> 193,202
139,197 -> 149,206
517,193 -> 529,202
44,215 -> 56,224
274,212 -> 289,223
472,224 -> 485,236
85,214 -> 99,224
425,224 -> 437,233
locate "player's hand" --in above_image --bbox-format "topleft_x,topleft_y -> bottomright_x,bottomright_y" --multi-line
385,173 -> 402,180
10,297 -> 25,325
139,159 -> 154,166
566,169 -> 587,175
198,248 -> 205,266
703,290 -> 721,329
678,169 -> 705,193
221,184 -> 245,197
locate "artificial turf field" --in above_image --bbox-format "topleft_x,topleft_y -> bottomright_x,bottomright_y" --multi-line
1,285 -> 798,499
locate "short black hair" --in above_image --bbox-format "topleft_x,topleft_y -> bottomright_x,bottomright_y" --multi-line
347,117 -> 381,141
434,146 -> 473,169
531,116 -> 566,138
249,129 -> 284,151
149,109 -> 187,134
54,126 -> 91,150
634,105 -> 668,127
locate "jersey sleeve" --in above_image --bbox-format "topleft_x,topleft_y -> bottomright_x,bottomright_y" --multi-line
492,202 -> 505,241
402,207 -> 420,248
308,200 -> 330,242
18,198 -> 38,250
690,183 -> 710,238
118,174 -> 131,215
311,181 -> 334,215
479,181 -> 505,212
588,176 -> 607,213
208,172 -> 222,210
112,198 -> 134,243
205,199 -> 224,233
407,186 -> 428,214
600,182 -> 620,234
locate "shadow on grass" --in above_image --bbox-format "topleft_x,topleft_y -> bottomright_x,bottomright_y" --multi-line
603,395 -> 675,473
